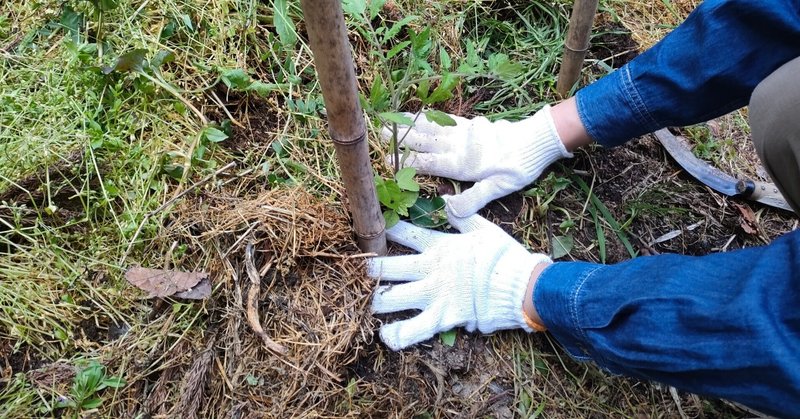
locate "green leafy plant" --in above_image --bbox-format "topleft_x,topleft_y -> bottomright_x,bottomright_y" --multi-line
439,329 -> 457,347
524,172 -> 572,216
348,1 -> 524,228
375,167 -> 419,228
375,168 -> 447,228
219,68 -> 289,97
56,361 -> 125,415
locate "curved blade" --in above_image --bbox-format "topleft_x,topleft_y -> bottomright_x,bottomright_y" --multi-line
654,128 -> 793,212
654,129 -> 739,196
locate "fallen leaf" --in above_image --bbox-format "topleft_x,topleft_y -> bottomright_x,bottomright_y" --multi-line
735,203 -> 758,235
174,277 -> 212,300
125,267 -> 209,298
551,234 -> 574,259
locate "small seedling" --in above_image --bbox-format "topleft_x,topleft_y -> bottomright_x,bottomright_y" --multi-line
56,360 -> 125,415
439,329 -> 456,347
375,167 -> 420,228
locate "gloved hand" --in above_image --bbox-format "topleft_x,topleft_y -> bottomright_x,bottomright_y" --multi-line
382,105 -> 572,217
367,212 -> 552,351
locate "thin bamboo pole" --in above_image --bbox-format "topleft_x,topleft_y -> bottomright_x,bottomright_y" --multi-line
556,0 -> 599,97
300,0 -> 387,255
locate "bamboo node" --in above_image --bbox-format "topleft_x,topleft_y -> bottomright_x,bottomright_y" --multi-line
332,131 -> 367,146
355,229 -> 386,240
564,43 -> 590,53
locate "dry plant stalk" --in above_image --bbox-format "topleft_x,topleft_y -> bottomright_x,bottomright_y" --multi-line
175,336 -> 216,419
299,0 -> 387,256
244,244 -> 286,354
557,0 -> 599,97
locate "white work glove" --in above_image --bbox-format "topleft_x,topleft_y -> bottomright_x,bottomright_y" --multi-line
382,105 -> 572,217
367,212 -> 552,351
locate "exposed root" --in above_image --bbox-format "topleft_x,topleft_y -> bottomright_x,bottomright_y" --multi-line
244,243 -> 286,355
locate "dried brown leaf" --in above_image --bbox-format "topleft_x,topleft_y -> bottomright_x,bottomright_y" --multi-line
735,203 -> 758,235
125,267 -> 209,298
174,278 -> 212,300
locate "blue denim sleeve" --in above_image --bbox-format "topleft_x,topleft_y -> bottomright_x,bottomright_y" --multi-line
576,0 -> 800,147
532,230 -> 800,417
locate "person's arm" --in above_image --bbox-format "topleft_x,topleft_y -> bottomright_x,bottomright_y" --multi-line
578,0 -> 800,147
530,231 -> 800,418
386,0 -> 800,218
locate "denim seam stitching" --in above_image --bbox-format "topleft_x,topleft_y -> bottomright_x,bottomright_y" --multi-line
621,65 -> 660,132
575,92 -> 601,144
570,265 -> 604,355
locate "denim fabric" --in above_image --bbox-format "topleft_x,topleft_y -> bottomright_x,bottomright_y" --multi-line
576,0 -> 800,147
533,230 -> 800,417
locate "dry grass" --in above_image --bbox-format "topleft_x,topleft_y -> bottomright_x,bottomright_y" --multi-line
609,0 -> 701,49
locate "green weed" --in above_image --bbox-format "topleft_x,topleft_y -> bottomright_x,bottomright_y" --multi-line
56,360 -> 126,416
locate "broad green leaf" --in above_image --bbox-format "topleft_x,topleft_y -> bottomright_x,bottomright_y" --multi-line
395,167 -> 418,192
488,53 -> 524,80
180,14 -> 194,32
273,0 -> 297,48
383,210 -> 400,228
203,127 -> 228,143
102,376 -> 126,388
88,0 -> 119,11
383,16 -> 418,43
369,77 -> 390,112
246,374 -> 259,386
368,0 -> 386,19
439,329 -> 456,347
395,191 -> 419,216
247,81 -> 288,96
81,396 -> 103,409
379,112 -> 414,126
376,179 -> 403,209
551,235 -> 574,259
342,0 -> 366,19
424,110 -> 456,127
409,196 -> 446,228
457,40 -> 485,74
425,73 -> 458,104
150,50 -> 175,69
160,20 -> 177,40
104,49 -> 147,74
272,137 -> 289,157
60,5 -> 83,42
385,40 -> 411,60
416,79 -> 430,102
221,68 -> 251,90
410,27 -> 432,60
439,46 -> 451,70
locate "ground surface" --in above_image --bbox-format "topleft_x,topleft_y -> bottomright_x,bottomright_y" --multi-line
0,1 -> 793,418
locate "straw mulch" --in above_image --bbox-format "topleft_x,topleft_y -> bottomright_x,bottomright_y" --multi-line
111,184 -> 380,417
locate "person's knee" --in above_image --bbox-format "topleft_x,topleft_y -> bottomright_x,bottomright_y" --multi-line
749,55 -> 800,213
749,56 -> 800,159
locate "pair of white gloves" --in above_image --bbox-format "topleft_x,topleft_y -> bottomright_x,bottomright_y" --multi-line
367,106 -> 573,350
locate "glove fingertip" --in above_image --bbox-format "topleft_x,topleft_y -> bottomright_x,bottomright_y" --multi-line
365,258 -> 382,278
444,193 -> 482,219
379,324 -> 407,351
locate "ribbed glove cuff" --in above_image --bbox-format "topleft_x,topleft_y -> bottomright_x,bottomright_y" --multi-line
477,251 -> 553,334
517,105 -> 574,177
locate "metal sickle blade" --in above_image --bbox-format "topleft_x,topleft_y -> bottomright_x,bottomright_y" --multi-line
653,128 -> 794,212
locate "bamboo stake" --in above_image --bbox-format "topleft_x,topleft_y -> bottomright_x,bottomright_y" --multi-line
300,0 -> 387,256
556,0 -> 599,98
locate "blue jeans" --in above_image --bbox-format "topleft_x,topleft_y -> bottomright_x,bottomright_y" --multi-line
576,0 -> 800,147
535,231 -> 800,417
550,1 -> 800,416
